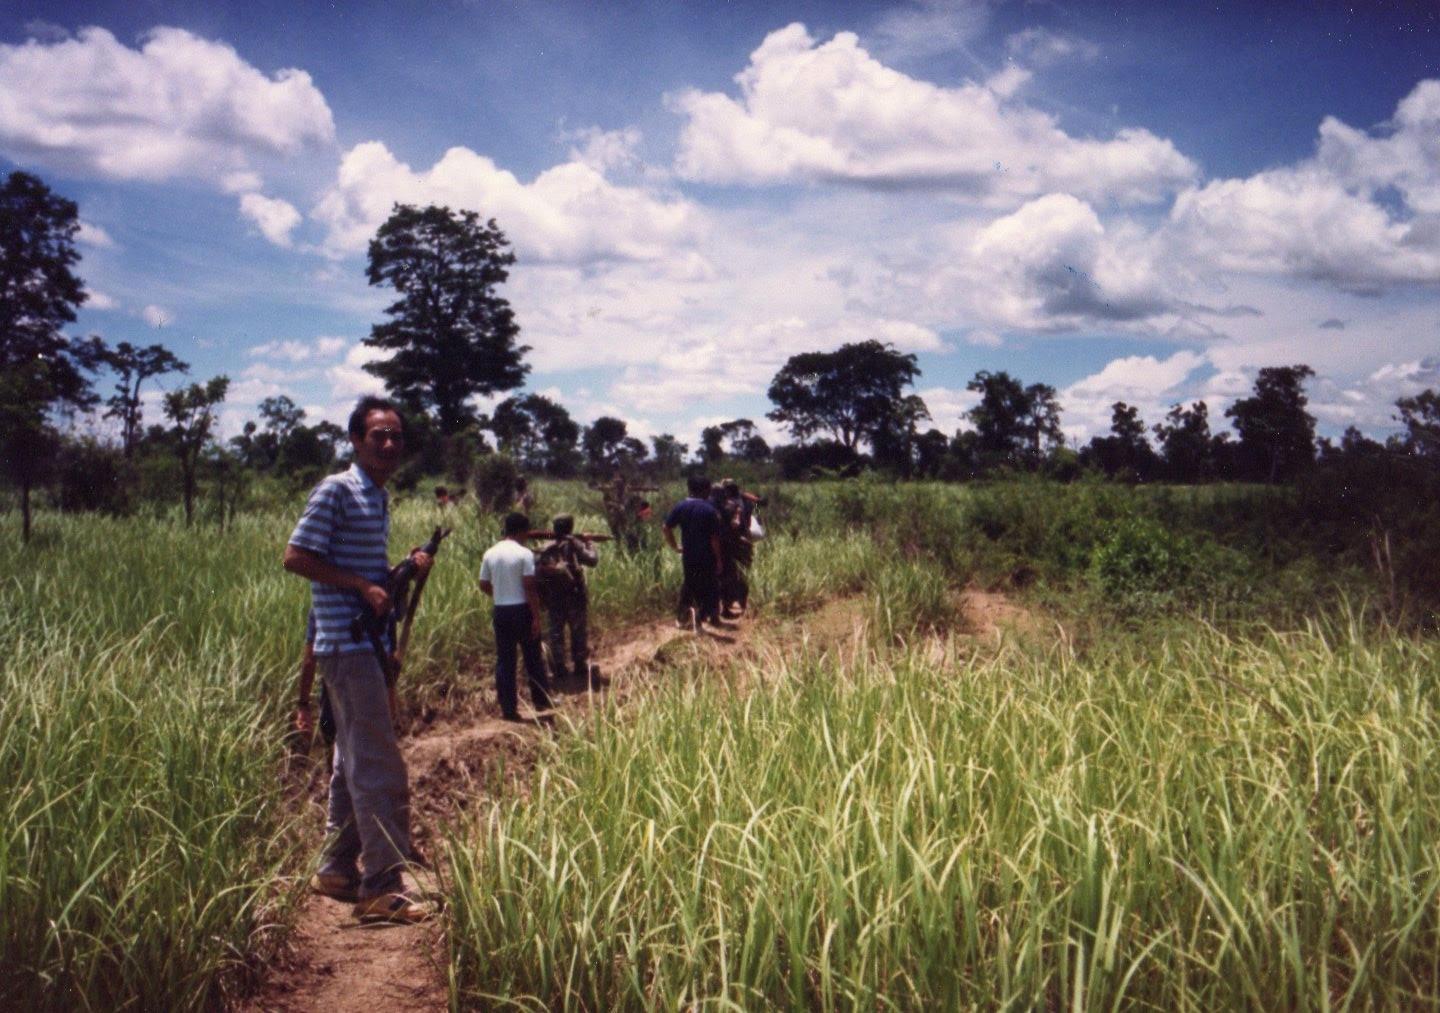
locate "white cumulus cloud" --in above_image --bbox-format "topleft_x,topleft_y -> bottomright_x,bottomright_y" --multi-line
1168,79 -> 1440,293
312,140 -> 707,265
671,23 -> 1196,204
0,26 -> 334,184
239,192 -> 302,247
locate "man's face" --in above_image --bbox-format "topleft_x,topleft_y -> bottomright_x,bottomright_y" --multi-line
352,409 -> 405,478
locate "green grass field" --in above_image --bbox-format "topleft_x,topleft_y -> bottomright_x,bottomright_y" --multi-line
3,479 -> 1433,1010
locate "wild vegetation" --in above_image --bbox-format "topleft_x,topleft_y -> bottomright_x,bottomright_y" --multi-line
6,473 -> 1436,1009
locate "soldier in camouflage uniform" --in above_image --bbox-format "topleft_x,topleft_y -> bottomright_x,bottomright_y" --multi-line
535,514 -> 600,687
595,472 -> 656,552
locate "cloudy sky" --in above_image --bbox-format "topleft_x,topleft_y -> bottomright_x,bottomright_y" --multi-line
4,0 -> 1438,449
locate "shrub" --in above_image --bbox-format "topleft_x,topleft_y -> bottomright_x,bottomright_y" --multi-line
472,453 -> 521,513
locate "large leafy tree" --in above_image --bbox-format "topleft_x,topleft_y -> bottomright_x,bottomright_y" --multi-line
163,376 -> 229,525
1153,401 -> 1214,482
767,340 -> 920,451
650,433 -> 688,475
1226,365 -> 1316,482
364,203 -> 530,435
102,341 -> 189,457
489,392 -> 580,474
1082,402 -> 1156,481
965,370 -> 1062,470
583,416 -> 630,472
0,171 -> 104,541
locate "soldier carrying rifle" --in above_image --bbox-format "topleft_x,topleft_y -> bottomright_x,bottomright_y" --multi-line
534,515 -> 609,690
592,470 -> 657,552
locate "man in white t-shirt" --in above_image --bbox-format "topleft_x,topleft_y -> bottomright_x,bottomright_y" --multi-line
479,512 -> 553,721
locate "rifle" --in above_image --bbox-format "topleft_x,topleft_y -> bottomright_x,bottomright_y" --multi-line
349,526 -> 452,706
525,530 -> 612,542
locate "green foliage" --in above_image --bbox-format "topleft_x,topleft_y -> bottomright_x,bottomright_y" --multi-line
1088,516 -> 1198,607
447,619 -> 1440,1009
365,204 -> 528,434
471,452 -> 521,513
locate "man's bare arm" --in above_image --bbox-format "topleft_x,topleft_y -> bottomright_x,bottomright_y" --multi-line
663,525 -> 681,553
479,579 -> 494,598
283,544 -> 389,615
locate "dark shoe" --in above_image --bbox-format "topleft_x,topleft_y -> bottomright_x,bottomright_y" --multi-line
310,871 -> 361,903
353,892 -> 433,925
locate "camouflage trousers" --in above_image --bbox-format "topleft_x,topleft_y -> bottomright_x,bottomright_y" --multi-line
544,593 -> 590,679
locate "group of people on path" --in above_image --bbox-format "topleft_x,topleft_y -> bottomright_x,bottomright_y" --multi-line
284,395 -> 766,926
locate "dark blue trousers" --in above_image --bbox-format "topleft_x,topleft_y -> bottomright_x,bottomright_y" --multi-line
493,603 -> 552,718
678,558 -> 721,624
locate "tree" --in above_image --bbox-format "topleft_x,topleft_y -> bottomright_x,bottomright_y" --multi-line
1226,365 -> 1316,482
101,341 -> 189,457
0,172 -> 103,541
489,393 -> 580,473
583,416 -> 629,472
1080,402 -> 1155,481
718,419 -> 770,462
1395,389 -> 1440,459
869,394 -> 931,476
163,376 -> 229,525
914,428 -> 950,478
767,340 -> 921,450
364,203 -> 529,435
1153,401 -> 1214,482
699,425 -> 726,464
651,433 -> 688,475
965,371 -> 1062,470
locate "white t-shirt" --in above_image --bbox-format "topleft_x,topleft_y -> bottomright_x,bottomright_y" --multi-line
479,538 -> 535,606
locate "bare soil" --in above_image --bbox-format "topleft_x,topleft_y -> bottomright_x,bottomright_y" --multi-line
237,590 -> 1029,1012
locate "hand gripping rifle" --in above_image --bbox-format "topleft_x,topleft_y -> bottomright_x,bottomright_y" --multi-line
525,530 -> 612,542
350,526 -> 451,708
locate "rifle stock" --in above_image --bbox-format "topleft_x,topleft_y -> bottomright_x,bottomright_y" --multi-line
526,530 -> 612,542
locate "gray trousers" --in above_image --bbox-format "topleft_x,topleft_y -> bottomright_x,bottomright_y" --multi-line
317,650 -> 411,897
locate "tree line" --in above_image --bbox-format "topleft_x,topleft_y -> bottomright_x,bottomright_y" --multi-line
4,169 -> 1437,542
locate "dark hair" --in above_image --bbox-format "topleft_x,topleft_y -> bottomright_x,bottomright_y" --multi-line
687,474 -> 710,497
552,514 -> 574,536
347,395 -> 406,441
723,480 -> 740,496
434,485 -> 448,497
503,512 -> 530,536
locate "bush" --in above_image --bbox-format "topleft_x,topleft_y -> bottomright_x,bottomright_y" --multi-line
1088,516 -> 1197,609
472,453 -> 520,513
55,438 -> 132,515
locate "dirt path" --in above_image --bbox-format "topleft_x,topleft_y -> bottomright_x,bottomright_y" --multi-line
240,590 -> 1030,1012
238,609 -> 746,1013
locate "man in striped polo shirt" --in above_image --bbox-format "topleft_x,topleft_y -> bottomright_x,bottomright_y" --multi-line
283,395 -> 433,925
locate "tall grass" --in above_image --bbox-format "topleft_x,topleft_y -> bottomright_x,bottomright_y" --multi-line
446,614 -> 1440,1009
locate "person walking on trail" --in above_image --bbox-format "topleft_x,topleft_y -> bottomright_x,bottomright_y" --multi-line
664,474 -> 725,630
282,395 -> 433,926
480,512 -> 555,722
535,514 -> 604,690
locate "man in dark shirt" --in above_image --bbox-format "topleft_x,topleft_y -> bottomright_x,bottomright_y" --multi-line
664,474 -> 724,630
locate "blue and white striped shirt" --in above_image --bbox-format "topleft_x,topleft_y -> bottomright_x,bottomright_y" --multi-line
289,464 -> 391,655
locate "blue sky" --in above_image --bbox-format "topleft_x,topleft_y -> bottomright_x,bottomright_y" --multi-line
3,0 -> 1438,450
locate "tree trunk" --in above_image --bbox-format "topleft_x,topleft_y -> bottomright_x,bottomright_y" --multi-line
20,478 -> 31,543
